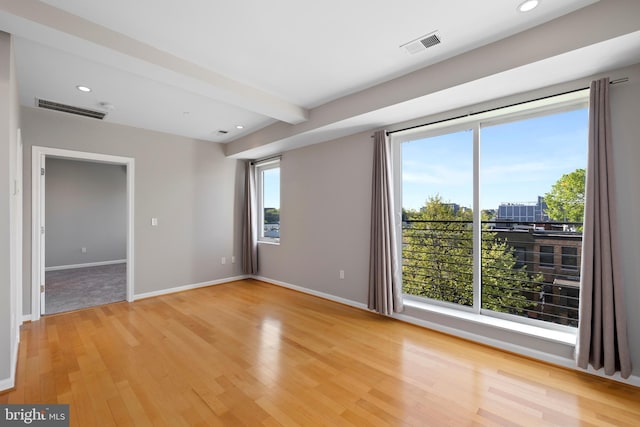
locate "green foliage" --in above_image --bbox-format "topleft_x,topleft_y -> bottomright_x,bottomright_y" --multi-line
544,168 -> 586,223
264,208 -> 280,224
402,196 -> 541,315
480,238 -> 543,314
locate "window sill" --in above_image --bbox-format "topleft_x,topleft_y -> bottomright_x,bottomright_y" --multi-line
258,240 -> 280,246
402,297 -> 577,346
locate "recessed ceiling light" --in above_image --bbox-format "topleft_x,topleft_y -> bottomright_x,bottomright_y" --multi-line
76,85 -> 91,93
236,125 -> 244,129
518,0 -> 539,12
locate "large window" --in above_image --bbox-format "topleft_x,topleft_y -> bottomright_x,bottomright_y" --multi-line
397,91 -> 588,328
256,160 -> 280,243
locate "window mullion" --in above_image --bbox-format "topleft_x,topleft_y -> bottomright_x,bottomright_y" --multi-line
472,124 -> 481,313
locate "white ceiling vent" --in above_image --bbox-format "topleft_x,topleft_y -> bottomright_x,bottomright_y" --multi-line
401,32 -> 441,55
36,98 -> 107,119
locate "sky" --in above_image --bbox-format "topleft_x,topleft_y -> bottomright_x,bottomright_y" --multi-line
401,108 -> 588,211
263,167 -> 280,209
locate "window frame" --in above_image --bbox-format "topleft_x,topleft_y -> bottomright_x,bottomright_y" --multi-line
561,246 -> 579,270
392,90 -> 589,332
256,159 -> 280,244
539,245 -> 555,268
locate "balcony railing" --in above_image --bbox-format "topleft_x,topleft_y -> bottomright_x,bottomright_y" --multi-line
402,219 -> 582,327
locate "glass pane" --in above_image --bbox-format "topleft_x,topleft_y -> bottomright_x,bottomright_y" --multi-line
561,246 -> 579,270
479,109 -> 587,326
401,130 -> 473,306
262,167 -> 280,239
539,246 -> 554,267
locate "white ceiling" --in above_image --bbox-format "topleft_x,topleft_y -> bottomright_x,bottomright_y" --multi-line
1,0 -> 638,157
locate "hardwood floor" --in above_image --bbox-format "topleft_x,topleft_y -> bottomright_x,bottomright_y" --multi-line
2,279 -> 639,426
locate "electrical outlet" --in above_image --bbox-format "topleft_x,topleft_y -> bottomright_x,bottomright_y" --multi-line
151,217 -> 158,226
339,270 -> 345,279
231,256 -> 236,264
81,247 -> 87,254
221,257 -> 226,265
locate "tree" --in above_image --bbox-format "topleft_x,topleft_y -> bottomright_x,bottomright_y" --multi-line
264,208 -> 280,224
402,196 -> 541,315
403,197 -> 474,305
544,168 -> 585,224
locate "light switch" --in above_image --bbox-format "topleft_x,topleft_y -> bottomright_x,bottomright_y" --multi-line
151,218 -> 158,226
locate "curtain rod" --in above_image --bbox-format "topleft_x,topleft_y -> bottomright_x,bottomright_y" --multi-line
250,155 -> 282,165
384,77 -> 629,137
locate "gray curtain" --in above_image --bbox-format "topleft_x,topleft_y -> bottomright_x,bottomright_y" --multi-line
242,160 -> 258,275
368,130 -> 403,315
576,78 -> 631,378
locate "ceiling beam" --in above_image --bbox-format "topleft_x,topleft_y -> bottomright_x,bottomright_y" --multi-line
0,0 -> 308,125
225,0 -> 640,158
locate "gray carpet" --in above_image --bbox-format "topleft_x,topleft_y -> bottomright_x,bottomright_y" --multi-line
45,263 -> 126,315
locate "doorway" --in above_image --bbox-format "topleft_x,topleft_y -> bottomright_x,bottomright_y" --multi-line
31,147 -> 135,320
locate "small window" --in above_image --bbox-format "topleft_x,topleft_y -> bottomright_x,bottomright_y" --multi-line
539,245 -> 554,267
256,160 -> 280,243
561,246 -> 578,270
514,246 -> 527,268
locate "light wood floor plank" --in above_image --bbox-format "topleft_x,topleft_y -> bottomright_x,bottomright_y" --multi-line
2,279 -> 639,426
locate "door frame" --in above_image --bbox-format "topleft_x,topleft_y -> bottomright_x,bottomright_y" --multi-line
31,146 -> 135,320
14,129 -> 22,328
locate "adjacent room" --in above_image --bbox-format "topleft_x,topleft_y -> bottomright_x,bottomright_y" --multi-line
44,158 -> 127,315
1,0 -> 640,425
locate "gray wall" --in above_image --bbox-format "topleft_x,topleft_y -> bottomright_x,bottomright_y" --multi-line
258,132 -> 373,303
609,65 -> 640,377
0,31 -> 20,386
256,63 -> 640,378
45,158 -> 127,268
22,106 -> 245,314
0,29 -> 10,387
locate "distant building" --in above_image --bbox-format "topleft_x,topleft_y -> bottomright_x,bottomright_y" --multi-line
444,203 -> 461,215
493,227 -> 581,326
497,196 -> 549,222
482,209 -> 497,221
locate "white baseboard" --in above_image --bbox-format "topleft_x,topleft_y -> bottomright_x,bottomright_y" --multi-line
0,339 -> 19,392
253,276 -> 368,310
133,275 -> 250,301
0,377 -> 14,392
13,274 -> 640,390
395,307 -> 640,388
253,275 -> 640,388
580,365 -> 640,387
45,259 -> 127,272
394,310 -> 574,362
8,275 -> 249,392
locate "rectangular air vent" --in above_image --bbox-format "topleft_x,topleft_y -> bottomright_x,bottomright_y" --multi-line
401,31 -> 441,55
36,98 -> 107,120
420,34 -> 441,49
